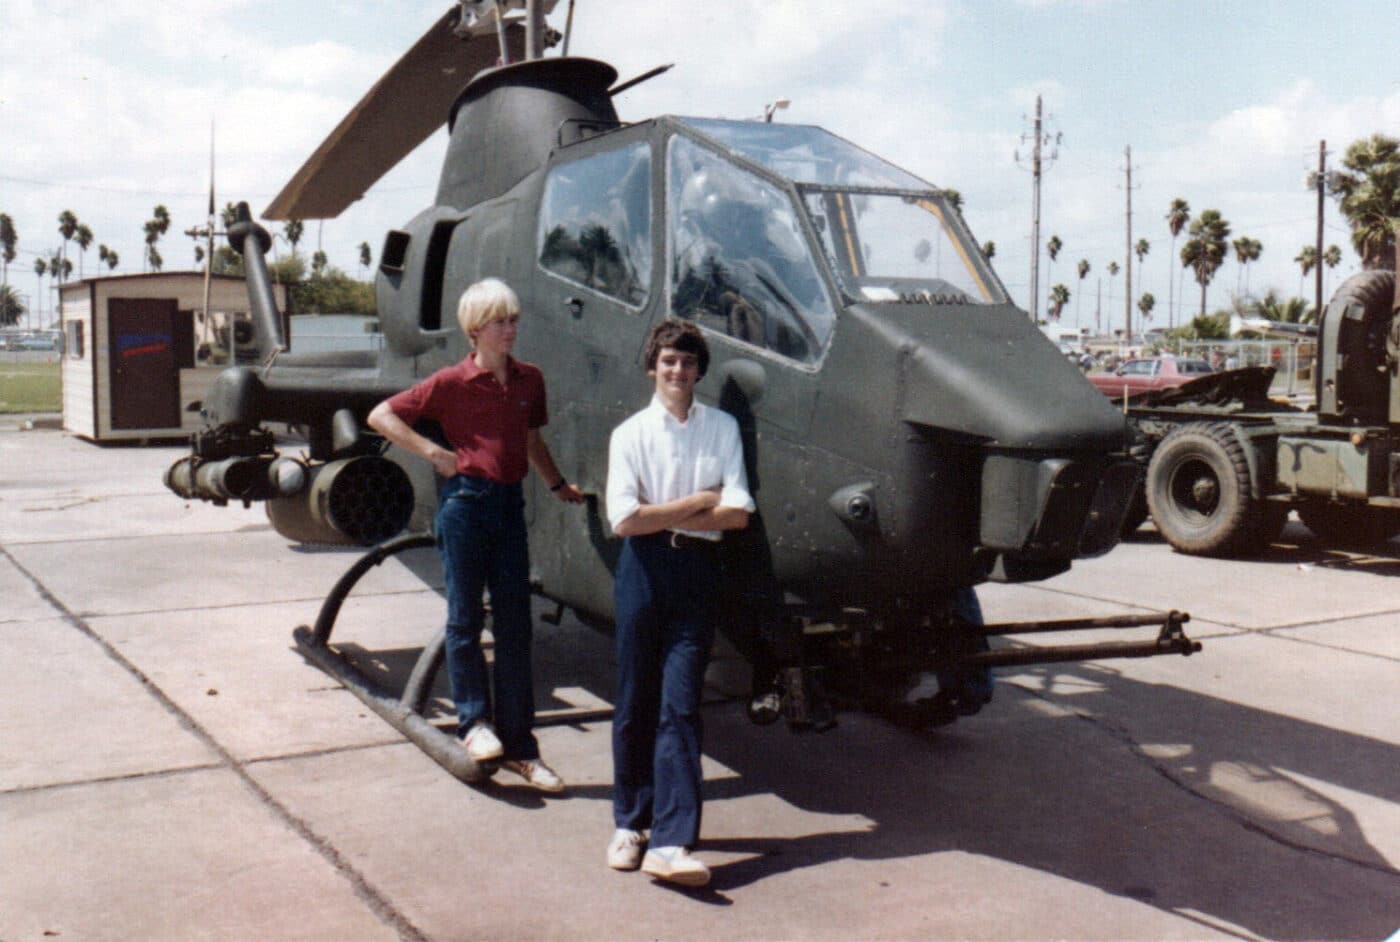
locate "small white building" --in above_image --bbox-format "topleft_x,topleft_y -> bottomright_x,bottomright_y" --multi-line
59,272 -> 288,442
288,314 -> 382,355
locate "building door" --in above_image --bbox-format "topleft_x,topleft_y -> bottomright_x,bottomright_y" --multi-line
109,298 -> 180,431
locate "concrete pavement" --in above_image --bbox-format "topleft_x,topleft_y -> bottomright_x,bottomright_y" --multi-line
2,420 -> 1398,940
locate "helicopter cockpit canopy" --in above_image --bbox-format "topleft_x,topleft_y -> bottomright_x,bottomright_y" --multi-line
674,118 -> 1006,316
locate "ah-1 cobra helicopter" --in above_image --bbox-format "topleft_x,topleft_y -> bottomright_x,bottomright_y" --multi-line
166,0 -> 1196,777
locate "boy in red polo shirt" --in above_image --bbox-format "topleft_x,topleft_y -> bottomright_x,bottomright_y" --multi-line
368,278 -> 583,792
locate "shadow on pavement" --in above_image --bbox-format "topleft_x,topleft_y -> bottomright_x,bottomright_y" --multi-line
691,656 -> 1400,941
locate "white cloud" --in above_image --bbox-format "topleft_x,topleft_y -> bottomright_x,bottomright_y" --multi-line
1,0 -> 1395,335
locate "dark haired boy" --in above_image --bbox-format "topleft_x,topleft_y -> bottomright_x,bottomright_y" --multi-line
603,318 -> 754,887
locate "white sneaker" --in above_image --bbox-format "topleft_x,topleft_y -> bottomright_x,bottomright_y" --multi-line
607,829 -> 647,870
501,758 -> 565,793
462,722 -> 503,762
641,846 -> 710,886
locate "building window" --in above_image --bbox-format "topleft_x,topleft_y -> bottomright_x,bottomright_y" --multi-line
65,319 -> 84,359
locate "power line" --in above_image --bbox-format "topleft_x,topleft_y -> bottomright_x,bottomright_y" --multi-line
0,173 -> 217,199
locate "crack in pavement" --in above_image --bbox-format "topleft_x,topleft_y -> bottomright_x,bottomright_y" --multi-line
0,541 -> 430,942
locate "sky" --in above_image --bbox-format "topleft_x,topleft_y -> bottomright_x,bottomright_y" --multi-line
3,0 -> 1398,336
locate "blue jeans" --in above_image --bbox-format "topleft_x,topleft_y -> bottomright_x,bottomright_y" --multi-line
612,534 -> 718,849
436,475 -> 538,759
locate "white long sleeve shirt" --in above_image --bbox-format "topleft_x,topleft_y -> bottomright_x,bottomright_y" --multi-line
605,395 -> 756,540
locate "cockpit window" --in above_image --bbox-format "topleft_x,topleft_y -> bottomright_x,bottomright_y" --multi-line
803,190 -> 1000,304
677,118 -> 926,189
537,141 -> 651,307
675,118 -> 1006,307
667,135 -> 836,364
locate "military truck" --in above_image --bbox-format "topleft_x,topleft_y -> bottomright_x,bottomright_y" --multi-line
1119,269 -> 1400,556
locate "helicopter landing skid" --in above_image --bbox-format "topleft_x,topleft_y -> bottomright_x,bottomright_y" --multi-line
292,532 -> 614,786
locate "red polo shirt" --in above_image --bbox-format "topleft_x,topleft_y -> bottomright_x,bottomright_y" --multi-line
385,355 -> 548,483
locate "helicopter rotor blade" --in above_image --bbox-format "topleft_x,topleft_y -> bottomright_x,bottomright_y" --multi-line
263,8 -> 524,221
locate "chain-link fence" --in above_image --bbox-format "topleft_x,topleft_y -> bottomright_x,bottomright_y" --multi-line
1165,338 -> 1316,400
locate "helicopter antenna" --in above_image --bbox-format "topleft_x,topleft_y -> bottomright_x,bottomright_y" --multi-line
610,63 -> 674,97
562,0 -> 575,55
497,5 -> 513,63
183,121 -> 222,353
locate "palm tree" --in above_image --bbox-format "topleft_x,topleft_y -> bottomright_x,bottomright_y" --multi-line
0,284 -> 24,327
1046,234 -> 1063,288
1132,239 -> 1149,335
1166,198 -> 1190,327
104,248 -> 120,273
1232,236 -> 1262,297
1105,261 -> 1120,332
1322,243 -> 1342,297
980,241 -> 995,260
1181,209 -> 1237,316
74,223 -> 93,278
1255,290 -> 1313,325
579,223 -> 621,289
1333,133 -> 1400,270
144,205 -> 171,273
1180,209 -> 1230,317
942,189 -> 963,214
1294,245 -> 1318,297
0,213 -> 17,294
57,210 -> 78,279
312,250 -> 328,276
358,242 -> 372,279
1048,283 -> 1070,321
1075,259 -> 1090,326
33,257 -> 47,324
1138,292 -> 1155,324
283,219 -> 304,258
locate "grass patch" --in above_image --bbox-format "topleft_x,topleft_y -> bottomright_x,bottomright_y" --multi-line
0,360 -> 62,413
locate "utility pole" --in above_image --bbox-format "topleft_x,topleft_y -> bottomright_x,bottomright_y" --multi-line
1016,96 -> 1060,322
1123,146 -> 1138,345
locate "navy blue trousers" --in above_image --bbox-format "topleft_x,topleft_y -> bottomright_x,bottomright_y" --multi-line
436,474 -> 538,759
612,534 -> 718,849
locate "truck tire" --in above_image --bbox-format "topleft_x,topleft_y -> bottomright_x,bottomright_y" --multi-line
1319,270 -> 1395,424
1145,422 -> 1268,556
1297,500 -> 1400,549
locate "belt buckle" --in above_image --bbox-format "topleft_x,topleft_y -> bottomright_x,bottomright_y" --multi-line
669,530 -> 683,549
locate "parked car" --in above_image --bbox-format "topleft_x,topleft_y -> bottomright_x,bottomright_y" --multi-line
1088,355 -> 1214,398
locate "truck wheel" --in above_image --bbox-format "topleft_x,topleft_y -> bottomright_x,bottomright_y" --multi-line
1297,500 -> 1400,549
1145,422 -> 1261,556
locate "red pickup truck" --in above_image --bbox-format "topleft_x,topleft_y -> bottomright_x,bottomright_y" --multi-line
1088,356 -> 1215,399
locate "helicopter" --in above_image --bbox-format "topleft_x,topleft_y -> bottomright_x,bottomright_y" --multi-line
165,1 -> 1198,775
